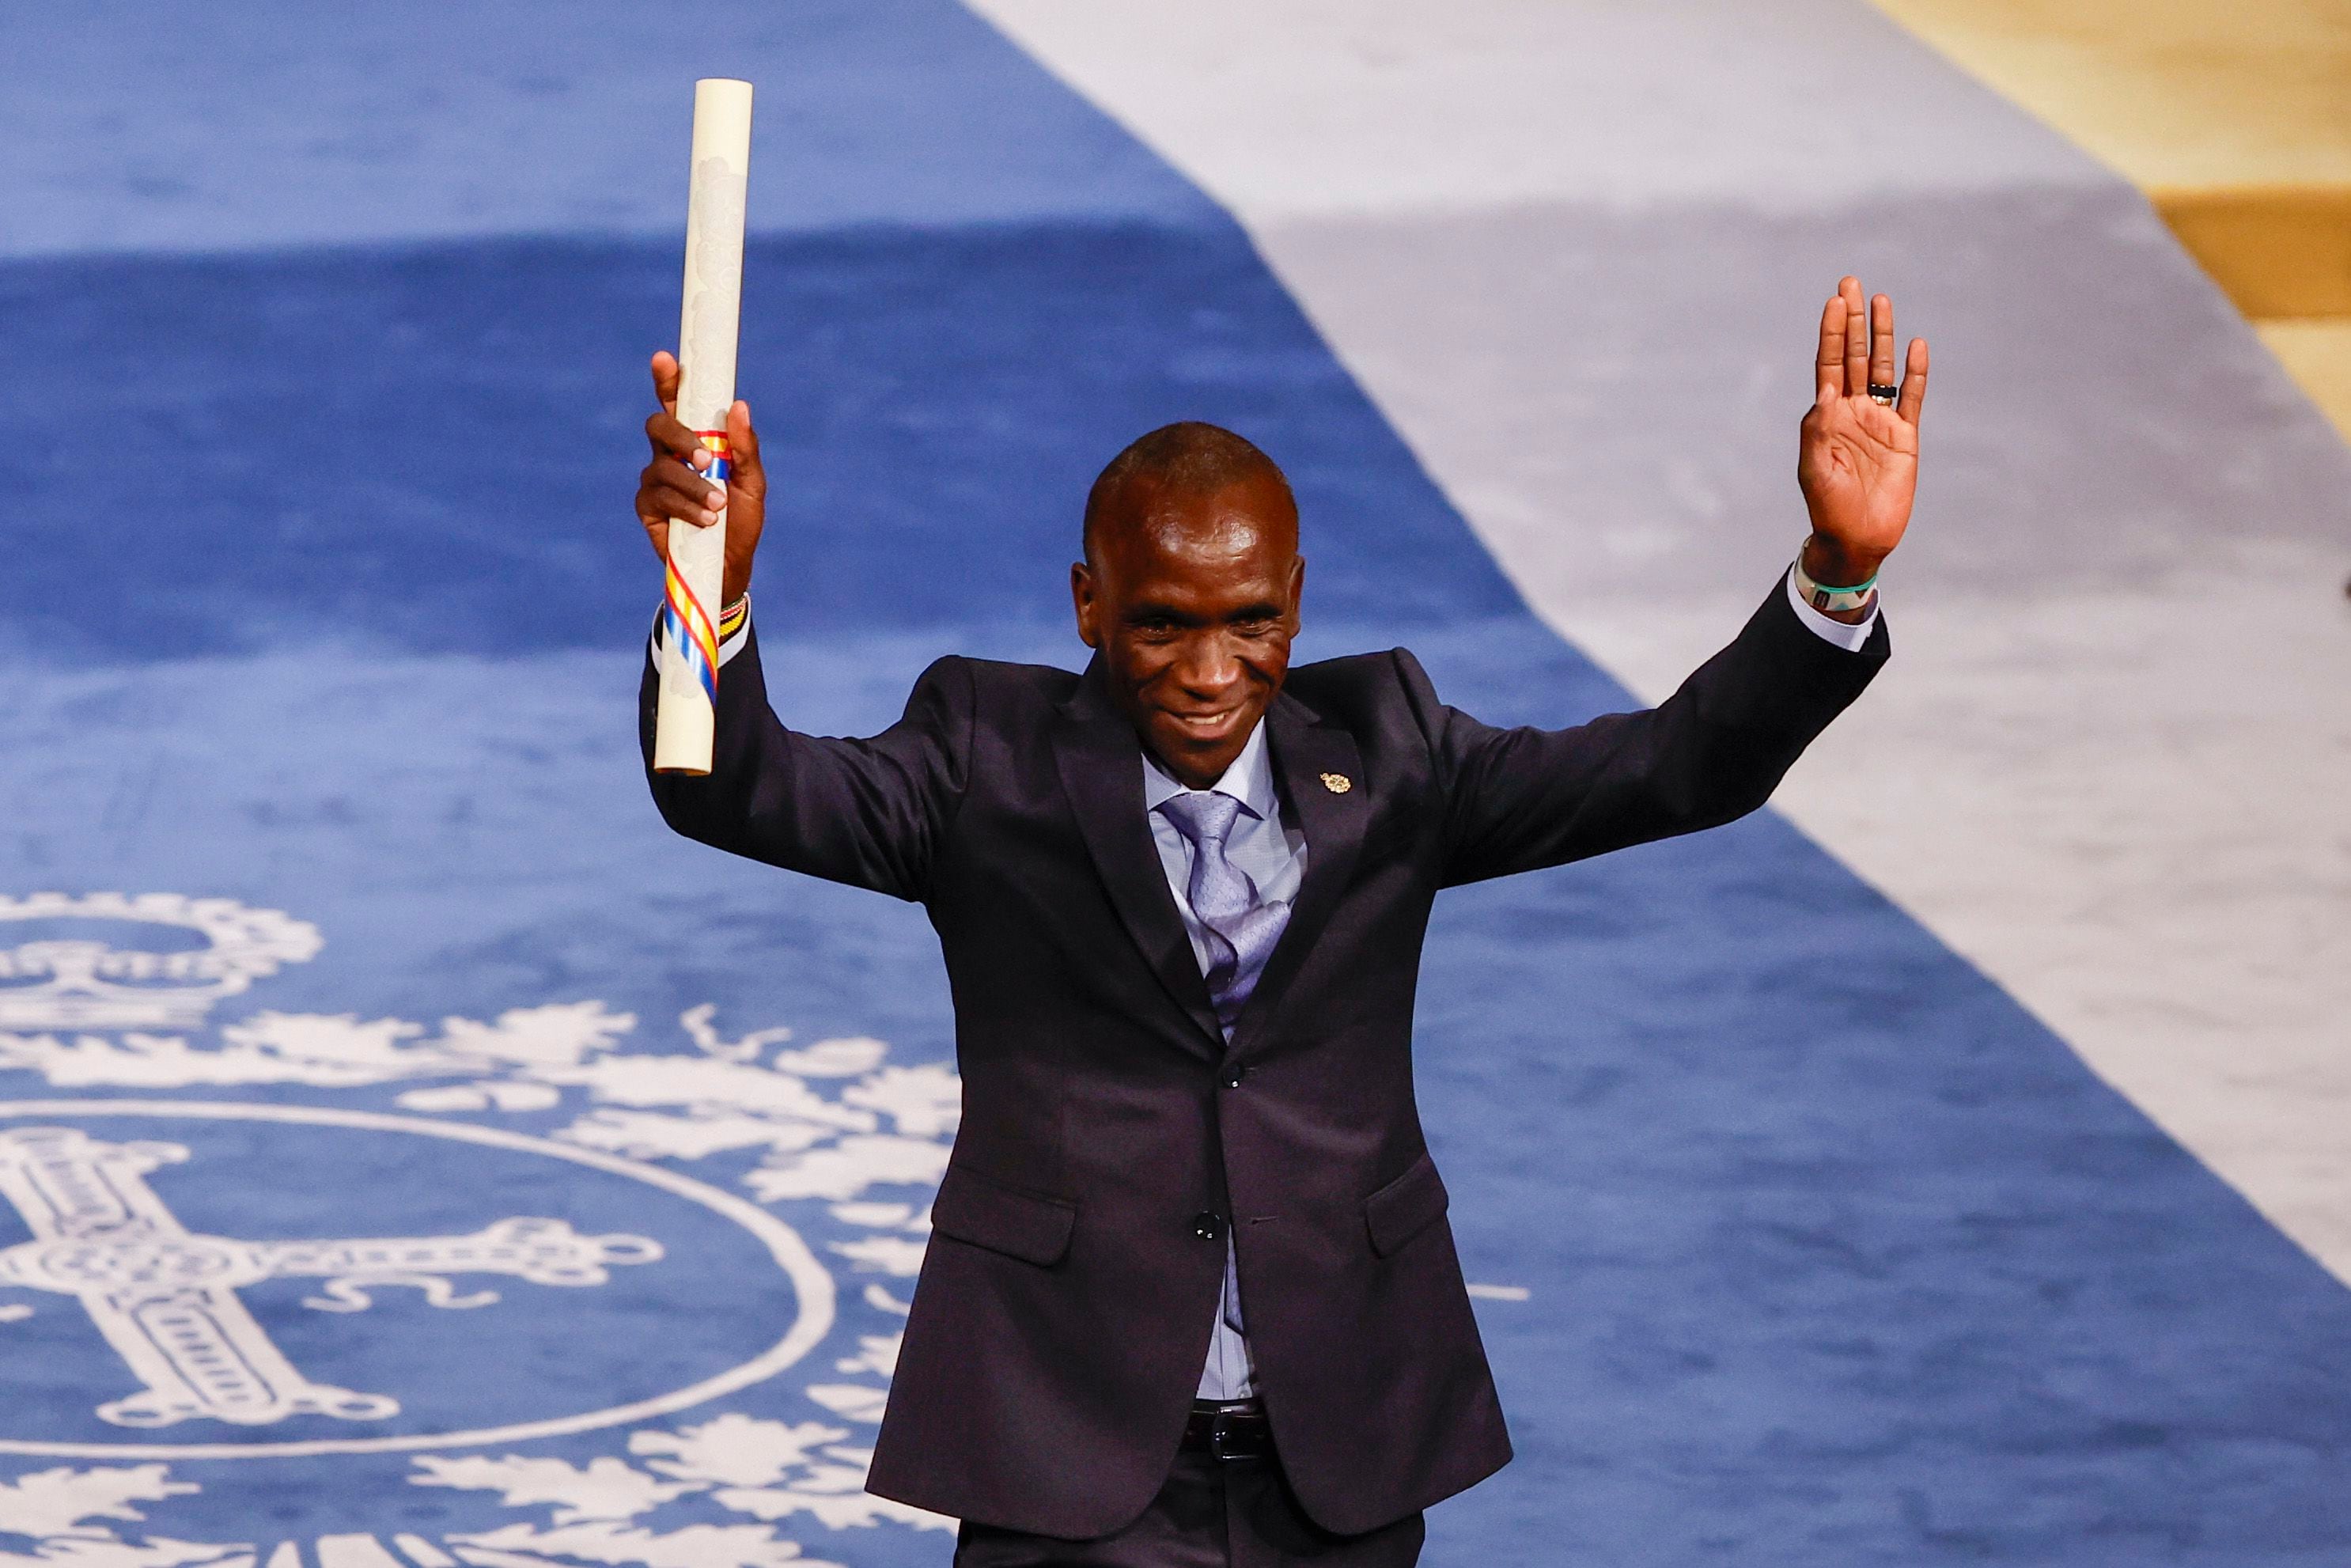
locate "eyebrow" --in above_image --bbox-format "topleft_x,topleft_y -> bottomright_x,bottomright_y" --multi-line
1125,599 -> 1284,625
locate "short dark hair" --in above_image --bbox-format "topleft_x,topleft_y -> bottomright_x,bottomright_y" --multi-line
1082,421 -> 1294,562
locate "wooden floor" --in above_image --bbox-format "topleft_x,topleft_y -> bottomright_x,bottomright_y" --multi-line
1872,0 -> 2351,437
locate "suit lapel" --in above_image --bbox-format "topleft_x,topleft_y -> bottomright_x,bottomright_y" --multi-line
1232,689 -> 1366,1051
1051,662 -> 1226,1056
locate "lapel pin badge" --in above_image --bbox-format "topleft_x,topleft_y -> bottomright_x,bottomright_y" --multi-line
1319,771 -> 1353,795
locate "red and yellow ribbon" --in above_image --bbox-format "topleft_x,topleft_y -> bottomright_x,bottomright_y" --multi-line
661,431 -> 730,703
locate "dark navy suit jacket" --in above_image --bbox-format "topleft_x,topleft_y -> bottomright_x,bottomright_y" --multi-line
641,581 -> 1887,1538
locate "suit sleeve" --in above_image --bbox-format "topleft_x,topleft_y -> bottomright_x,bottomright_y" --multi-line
639,627 -> 972,901
1399,579 -> 1887,888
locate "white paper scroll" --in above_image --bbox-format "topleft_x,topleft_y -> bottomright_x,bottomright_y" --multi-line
653,77 -> 754,775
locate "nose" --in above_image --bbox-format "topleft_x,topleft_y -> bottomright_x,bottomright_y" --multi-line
1171,633 -> 1244,701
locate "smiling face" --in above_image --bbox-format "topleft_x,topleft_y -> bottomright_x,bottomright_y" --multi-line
1071,468 -> 1304,790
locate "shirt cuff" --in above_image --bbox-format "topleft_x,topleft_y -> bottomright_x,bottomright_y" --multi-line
649,596 -> 754,668
1784,566 -> 1877,653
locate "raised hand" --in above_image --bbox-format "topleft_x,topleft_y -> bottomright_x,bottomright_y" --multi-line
1796,275 -> 1927,590
634,350 -> 768,607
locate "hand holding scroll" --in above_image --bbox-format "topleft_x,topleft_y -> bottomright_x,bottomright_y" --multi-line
636,350 -> 767,608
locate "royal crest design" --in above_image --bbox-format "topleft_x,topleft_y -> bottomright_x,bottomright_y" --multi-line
0,893 -> 961,1562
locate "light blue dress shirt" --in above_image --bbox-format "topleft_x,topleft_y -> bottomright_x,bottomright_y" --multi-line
1143,720 -> 1308,1402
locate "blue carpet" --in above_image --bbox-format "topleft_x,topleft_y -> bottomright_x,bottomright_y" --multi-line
3,3 -> 2349,1564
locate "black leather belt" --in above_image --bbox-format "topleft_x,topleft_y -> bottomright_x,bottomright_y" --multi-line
1181,1399 -> 1274,1462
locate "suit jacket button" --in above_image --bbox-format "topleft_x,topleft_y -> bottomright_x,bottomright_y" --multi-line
1192,1211 -> 1225,1241
1221,1066 -> 1244,1089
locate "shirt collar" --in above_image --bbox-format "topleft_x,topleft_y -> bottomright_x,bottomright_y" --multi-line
1141,718 -> 1278,823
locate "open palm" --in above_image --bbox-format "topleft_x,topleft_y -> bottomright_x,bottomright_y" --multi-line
1797,276 -> 1927,581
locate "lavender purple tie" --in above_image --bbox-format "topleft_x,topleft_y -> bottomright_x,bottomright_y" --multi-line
1155,790 -> 1289,1032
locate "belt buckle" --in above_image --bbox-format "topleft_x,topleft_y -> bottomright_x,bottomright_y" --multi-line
1208,1407 -> 1254,1464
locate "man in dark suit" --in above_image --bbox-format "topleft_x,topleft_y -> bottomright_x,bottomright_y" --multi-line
634,276 -> 1929,1565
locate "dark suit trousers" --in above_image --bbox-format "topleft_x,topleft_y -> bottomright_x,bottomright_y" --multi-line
952,1450 -> 1425,1567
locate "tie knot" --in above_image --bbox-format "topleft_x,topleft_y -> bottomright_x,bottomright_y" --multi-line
1157,789 -> 1244,850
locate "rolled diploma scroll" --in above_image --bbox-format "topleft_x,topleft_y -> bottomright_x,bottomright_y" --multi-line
653,77 -> 754,775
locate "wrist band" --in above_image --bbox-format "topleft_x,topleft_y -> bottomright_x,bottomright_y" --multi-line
1791,555 -> 1876,614
717,593 -> 750,639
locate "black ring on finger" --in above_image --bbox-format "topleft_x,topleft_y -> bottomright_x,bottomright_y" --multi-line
1867,382 -> 1899,405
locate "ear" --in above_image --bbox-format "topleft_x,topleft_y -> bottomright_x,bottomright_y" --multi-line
1284,554 -> 1306,632
1071,560 -> 1101,649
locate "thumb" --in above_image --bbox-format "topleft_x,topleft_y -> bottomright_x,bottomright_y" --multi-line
728,400 -> 764,490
